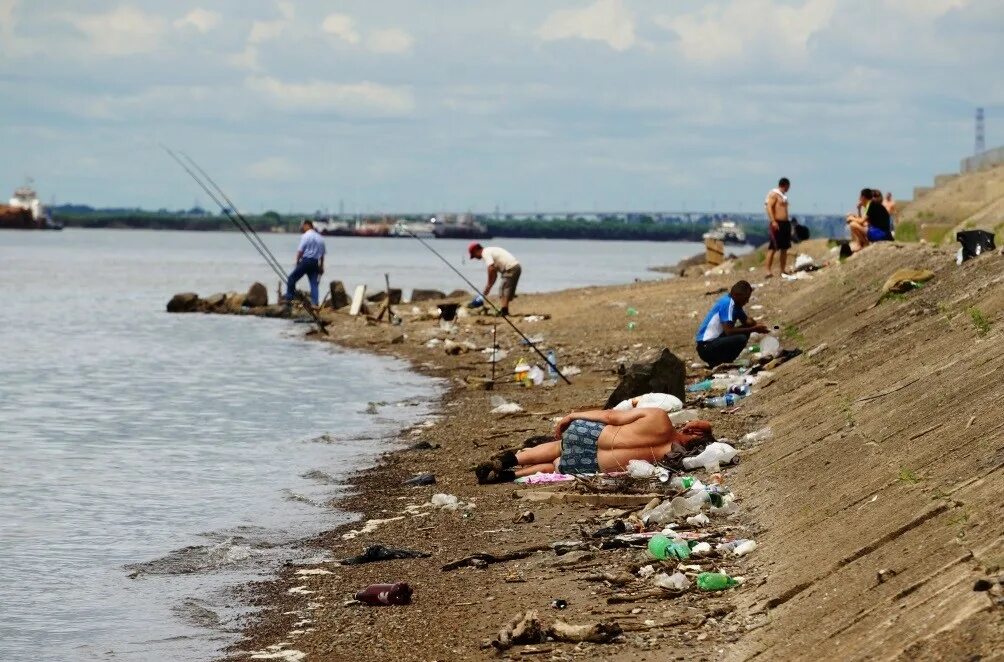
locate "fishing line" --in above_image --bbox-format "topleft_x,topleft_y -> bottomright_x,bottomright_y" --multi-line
162,146 -> 327,332
400,228 -> 571,385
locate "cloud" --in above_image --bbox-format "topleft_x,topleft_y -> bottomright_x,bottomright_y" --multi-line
537,0 -> 636,51
367,28 -> 413,54
246,156 -> 301,181
249,0 -> 294,44
62,6 -> 168,56
174,8 -> 221,33
883,0 -> 969,18
321,13 -> 360,44
657,0 -> 836,66
246,76 -> 415,117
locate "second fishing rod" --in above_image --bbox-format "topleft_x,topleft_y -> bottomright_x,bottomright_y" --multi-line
401,229 -> 571,385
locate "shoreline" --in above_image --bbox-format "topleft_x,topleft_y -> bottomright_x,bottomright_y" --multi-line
196,238 -> 1001,661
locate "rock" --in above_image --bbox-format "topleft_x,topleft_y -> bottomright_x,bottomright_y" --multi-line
367,289 -> 403,304
882,268 -> 934,294
245,282 -> 268,307
603,348 -> 686,409
443,339 -> 468,355
390,334 -> 405,345
328,281 -> 350,310
202,293 -> 227,309
224,292 -> 246,313
166,292 -> 200,313
410,289 -> 446,302
447,289 -> 469,299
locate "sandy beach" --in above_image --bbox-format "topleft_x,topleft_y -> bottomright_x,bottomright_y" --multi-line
192,239 -> 1004,661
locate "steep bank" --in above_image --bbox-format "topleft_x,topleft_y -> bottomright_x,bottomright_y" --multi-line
213,241 -> 1001,660
899,164 -> 1004,245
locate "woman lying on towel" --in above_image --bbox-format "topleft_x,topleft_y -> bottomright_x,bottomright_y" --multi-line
476,408 -> 713,484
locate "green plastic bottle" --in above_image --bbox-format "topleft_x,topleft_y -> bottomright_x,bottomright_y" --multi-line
648,534 -> 691,561
696,572 -> 739,591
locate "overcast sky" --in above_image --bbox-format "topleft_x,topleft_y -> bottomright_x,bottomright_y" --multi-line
2,0 -> 1001,214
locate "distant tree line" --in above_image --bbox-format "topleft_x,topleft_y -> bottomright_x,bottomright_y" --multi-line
487,218 -> 771,244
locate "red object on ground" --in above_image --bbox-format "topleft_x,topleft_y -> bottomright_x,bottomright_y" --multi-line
355,582 -> 413,606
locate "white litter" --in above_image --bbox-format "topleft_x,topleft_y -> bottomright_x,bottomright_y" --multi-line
686,513 -> 711,527
489,395 -> 523,414
652,572 -> 691,591
613,393 -> 683,413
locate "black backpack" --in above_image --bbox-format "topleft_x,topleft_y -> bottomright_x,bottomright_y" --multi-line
956,230 -> 996,262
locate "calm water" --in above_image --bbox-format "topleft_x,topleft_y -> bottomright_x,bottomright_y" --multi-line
0,230 -> 701,661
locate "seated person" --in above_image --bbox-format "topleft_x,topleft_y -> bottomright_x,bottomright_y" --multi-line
695,280 -> 768,367
476,408 -> 713,482
846,188 -> 893,250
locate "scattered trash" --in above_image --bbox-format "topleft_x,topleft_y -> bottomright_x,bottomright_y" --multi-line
696,572 -> 740,591
523,315 -> 547,323
686,379 -> 713,393
682,442 -> 739,472
741,427 -> 773,445
793,254 -> 816,271
341,516 -> 405,540
591,520 -> 628,538
733,540 -> 757,556
956,229 -> 996,263
404,473 -> 436,486
430,493 -> 462,510
519,334 -> 545,345
686,513 -> 711,527
652,572 -> 691,591
669,409 -> 700,425
689,542 -> 712,556
490,395 -> 524,415
491,610 -> 621,650
626,459 -> 670,482
781,271 -> 813,280
647,534 -> 690,560
355,582 -> 413,606
482,347 -> 509,363
339,545 -> 431,566
703,393 -> 744,409
626,307 -> 638,317
550,599 -> 568,609
562,365 -> 582,377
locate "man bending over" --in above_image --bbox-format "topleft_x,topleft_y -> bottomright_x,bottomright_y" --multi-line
695,280 -> 768,367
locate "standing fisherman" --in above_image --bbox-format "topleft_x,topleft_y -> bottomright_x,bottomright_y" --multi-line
468,242 -> 521,317
286,220 -> 326,306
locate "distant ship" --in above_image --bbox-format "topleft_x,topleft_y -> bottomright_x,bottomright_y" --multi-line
0,181 -> 62,230
702,219 -> 745,244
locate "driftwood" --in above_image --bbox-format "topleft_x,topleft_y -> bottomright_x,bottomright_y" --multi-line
606,588 -> 679,604
491,610 -> 622,651
441,544 -> 551,571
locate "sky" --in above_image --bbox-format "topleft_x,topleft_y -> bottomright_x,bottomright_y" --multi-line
1,0 -> 1002,215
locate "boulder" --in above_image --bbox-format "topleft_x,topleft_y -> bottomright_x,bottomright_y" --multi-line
367,289 -> 403,304
245,282 -> 268,307
328,281 -> 350,310
603,348 -> 686,409
166,292 -> 200,313
882,268 -> 935,294
203,292 -> 227,310
447,289 -> 469,299
410,288 -> 446,303
224,292 -> 246,313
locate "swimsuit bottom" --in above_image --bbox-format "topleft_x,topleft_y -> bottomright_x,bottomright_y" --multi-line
558,420 -> 605,474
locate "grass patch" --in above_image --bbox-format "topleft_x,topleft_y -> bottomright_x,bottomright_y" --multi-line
921,224 -> 953,245
898,467 -> 920,484
894,221 -> 919,242
782,324 -> 805,343
968,307 -> 991,336
879,292 -> 908,304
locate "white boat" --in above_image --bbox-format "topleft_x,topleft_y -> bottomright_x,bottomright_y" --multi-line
2,180 -> 62,230
702,219 -> 745,244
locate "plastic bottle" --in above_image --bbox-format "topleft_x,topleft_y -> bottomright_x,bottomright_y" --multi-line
715,539 -> 748,554
727,384 -> 751,397
668,475 -> 697,491
355,582 -> 413,605
669,493 -> 706,517
682,442 -> 738,471
733,540 -> 757,556
686,379 -> 714,393
627,459 -> 659,478
696,572 -> 739,592
703,393 -> 741,408
545,350 -> 558,384
626,321 -> 637,331
643,500 -> 675,526
648,534 -> 691,561
652,572 -> 691,591
626,307 -> 638,317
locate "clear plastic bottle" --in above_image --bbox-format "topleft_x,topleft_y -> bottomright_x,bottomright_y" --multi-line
704,393 -> 741,408
686,379 -> 714,393
545,349 -> 558,384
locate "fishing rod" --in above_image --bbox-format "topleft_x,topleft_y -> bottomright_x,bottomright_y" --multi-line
161,146 -> 327,333
401,228 -> 571,385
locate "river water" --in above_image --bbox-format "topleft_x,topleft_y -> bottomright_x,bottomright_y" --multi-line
0,230 -> 704,661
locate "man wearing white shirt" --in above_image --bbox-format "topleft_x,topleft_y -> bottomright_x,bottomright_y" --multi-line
286,220 -> 326,306
468,242 -> 521,316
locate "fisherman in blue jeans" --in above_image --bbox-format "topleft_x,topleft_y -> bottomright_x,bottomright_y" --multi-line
695,280 -> 769,367
286,220 -> 326,306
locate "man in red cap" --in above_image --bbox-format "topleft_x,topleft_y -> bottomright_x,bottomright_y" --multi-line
468,242 -> 521,316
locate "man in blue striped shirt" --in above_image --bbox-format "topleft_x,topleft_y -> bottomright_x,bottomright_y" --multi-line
695,280 -> 768,367
286,220 -> 326,306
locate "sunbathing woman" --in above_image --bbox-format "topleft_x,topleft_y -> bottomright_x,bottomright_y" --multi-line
476,408 -> 713,483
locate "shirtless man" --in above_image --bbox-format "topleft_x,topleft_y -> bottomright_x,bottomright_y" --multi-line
764,177 -> 791,277
883,192 -> 897,231
475,409 -> 713,482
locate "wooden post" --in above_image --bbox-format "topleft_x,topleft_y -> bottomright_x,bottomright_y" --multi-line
705,238 -> 725,266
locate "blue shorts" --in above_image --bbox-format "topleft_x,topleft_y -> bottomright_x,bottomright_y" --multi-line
558,420 -> 604,474
867,226 -> 892,242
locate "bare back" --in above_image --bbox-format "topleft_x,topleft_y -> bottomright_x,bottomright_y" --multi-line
597,408 -> 673,447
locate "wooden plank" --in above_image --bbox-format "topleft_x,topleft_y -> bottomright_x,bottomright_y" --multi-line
349,285 -> 367,316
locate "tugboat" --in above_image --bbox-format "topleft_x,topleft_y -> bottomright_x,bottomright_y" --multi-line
1,181 -> 62,230
702,219 -> 745,244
